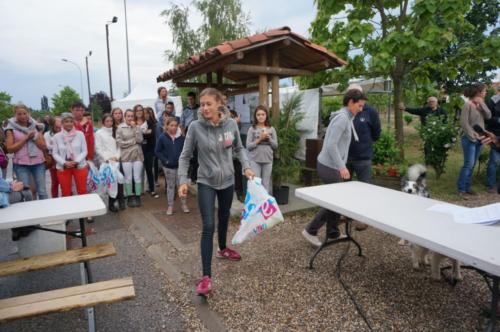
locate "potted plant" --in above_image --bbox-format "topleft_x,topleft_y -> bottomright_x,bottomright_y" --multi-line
372,130 -> 404,190
272,93 -> 304,204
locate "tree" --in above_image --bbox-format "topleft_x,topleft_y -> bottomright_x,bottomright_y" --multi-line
40,95 -> 49,111
161,0 -> 250,65
51,86 -> 81,115
302,0 -> 499,156
90,91 -> 111,114
428,0 -> 499,93
0,91 -> 12,122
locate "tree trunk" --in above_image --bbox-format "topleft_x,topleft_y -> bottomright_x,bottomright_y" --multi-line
392,76 -> 405,160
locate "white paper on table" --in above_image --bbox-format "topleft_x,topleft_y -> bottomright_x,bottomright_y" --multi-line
453,203 -> 500,225
427,203 -> 469,214
427,203 -> 500,225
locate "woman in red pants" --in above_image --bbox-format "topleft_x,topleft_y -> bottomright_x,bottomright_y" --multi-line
51,112 -> 88,196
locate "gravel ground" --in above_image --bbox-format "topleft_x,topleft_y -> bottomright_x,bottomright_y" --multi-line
200,192 -> 498,331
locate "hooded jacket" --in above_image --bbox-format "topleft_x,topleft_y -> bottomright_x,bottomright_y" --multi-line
178,108 -> 249,189
318,107 -> 358,171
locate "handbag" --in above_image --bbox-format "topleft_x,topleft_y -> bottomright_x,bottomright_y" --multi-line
0,147 -> 7,169
43,150 -> 55,169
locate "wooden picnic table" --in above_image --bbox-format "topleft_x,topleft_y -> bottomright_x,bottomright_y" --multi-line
0,194 -> 134,332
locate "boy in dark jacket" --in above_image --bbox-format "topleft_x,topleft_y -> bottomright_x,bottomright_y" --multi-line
155,117 -> 188,215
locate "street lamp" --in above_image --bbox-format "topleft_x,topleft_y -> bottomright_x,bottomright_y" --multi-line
85,51 -> 92,106
61,58 -> 84,101
124,0 -> 131,94
106,16 -> 118,101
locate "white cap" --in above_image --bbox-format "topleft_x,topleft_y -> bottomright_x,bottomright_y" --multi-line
347,83 -> 363,92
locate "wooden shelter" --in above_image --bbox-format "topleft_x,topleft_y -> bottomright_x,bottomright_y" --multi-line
157,26 -> 346,118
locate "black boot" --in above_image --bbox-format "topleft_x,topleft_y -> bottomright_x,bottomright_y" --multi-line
108,197 -> 118,213
118,197 -> 126,210
127,196 -> 136,208
135,195 -> 141,207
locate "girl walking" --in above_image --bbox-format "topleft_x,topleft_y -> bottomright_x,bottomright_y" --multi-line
246,105 -> 278,192
116,109 -> 144,207
155,117 -> 188,215
51,113 -> 88,197
178,88 -> 254,296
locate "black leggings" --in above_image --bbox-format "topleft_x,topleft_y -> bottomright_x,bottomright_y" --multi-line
142,147 -> 155,192
198,183 -> 234,277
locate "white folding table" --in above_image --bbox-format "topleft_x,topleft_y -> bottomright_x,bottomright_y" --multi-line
296,181 -> 500,332
0,194 -> 107,332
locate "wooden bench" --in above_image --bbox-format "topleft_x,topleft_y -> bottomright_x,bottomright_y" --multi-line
0,243 -> 116,278
0,277 -> 135,322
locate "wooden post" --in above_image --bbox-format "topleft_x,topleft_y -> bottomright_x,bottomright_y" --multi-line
217,70 -> 223,89
259,48 -> 268,107
206,72 -> 212,87
271,49 -> 280,119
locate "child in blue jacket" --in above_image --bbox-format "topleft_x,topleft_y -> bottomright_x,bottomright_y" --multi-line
155,117 -> 188,215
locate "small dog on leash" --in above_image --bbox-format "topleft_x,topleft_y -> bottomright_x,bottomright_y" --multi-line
400,164 -> 462,281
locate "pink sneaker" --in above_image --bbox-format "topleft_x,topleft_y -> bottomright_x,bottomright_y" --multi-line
216,248 -> 241,261
196,276 -> 212,295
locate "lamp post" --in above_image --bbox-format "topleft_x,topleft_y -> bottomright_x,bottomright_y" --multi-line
124,0 -> 131,94
61,58 -> 84,101
85,51 -> 92,106
106,16 -> 118,101
85,51 -> 93,120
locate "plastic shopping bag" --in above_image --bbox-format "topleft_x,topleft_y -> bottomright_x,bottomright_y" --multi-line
99,162 -> 123,198
232,177 -> 284,245
86,161 -> 103,194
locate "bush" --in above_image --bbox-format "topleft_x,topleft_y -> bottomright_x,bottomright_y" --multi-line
272,93 -> 304,187
373,130 -> 400,165
404,114 -> 413,126
418,115 -> 459,179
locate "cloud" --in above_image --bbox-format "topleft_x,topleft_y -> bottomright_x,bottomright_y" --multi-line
0,0 -> 315,109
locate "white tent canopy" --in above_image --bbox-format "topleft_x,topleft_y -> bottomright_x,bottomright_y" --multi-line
111,82 -> 183,117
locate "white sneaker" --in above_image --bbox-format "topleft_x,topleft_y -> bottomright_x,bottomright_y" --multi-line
166,206 -> 173,215
302,229 -> 321,247
181,204 -> 190,213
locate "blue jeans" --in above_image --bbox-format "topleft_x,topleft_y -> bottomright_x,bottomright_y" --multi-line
13,163 -> 48,200
457,136 -> 482,193
197,183 -> 234,277
486,147 -> 500,189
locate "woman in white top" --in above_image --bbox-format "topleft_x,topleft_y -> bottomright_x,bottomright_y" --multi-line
52,112 -> 88,197
95,114 -> 124,212
43,116 -> 61,197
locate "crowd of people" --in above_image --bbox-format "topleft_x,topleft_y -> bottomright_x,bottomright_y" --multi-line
1,83 -> 498,296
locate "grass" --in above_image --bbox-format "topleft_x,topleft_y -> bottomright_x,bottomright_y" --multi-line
292,112 -> 492,202
389,114 -> 489,201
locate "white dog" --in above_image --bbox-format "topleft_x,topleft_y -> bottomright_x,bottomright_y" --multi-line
401,164 -> 462,281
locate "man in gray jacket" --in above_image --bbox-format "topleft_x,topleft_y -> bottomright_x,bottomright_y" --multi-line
302,89 -> 367,246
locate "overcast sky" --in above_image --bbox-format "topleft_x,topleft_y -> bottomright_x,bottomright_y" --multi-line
0,0 -> 316,109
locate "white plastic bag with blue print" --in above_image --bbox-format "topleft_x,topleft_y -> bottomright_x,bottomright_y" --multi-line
232,177 -> 284,245
99,162 -> 123,198
86,161 -> 103,194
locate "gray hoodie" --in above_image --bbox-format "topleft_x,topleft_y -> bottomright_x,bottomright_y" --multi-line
317,107 -> 358,171
178,109 -> 250,189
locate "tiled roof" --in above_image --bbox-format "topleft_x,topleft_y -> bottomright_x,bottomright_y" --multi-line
157,26 -> 346,83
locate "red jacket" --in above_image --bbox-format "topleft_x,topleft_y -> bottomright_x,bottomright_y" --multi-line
74,120 -> 94,161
